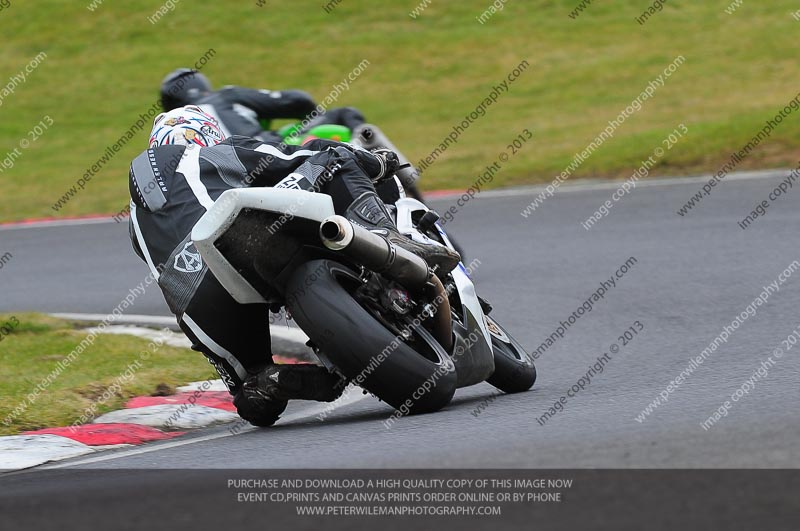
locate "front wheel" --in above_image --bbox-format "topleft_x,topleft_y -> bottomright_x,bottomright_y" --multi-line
285,260 -> 457,414
484,315 -> 537,393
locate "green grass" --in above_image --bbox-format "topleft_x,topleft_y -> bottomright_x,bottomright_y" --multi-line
2,1 -> 799,221
0,314 -> 217,435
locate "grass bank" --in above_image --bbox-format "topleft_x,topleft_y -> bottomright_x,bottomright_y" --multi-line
1,1 -> 798,221
0,313 -> 216,435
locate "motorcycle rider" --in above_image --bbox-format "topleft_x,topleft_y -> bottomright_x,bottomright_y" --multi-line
159,68 -> 366,143
129,105 -> 460,427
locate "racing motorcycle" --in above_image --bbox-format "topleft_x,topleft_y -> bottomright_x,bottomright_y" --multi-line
191,181 -> 536,414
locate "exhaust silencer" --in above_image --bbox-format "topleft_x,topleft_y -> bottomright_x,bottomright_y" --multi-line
320,215 -> 430,290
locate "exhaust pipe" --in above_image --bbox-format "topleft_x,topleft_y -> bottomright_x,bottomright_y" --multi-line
320,215 -> 430,290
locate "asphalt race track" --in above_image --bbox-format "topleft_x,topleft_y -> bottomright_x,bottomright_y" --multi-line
3,172 -> 800,528
1,171 -> 799,470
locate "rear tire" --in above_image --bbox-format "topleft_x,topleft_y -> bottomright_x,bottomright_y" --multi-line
285,260 -> 457,414
484,315 -> 537,393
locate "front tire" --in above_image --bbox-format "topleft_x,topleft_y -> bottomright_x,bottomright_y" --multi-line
285,260 -> 457,414
484,315 -> 537,393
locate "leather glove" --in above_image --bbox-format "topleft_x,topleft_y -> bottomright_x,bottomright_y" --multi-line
371,148 -> 400,183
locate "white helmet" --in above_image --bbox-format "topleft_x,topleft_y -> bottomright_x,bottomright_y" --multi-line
149,105 -> 226,148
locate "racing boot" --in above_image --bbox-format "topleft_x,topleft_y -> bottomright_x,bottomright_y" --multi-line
345,191 -> 461,274
244,364 -> 345,403
233,364 -> 346,427
234,364 -> 345,427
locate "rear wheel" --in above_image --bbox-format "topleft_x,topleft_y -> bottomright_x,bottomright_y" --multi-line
484,315 -> 537,393
285,260 -> 457,414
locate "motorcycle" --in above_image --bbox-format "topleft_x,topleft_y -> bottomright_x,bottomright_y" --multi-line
191,180 -> 535,414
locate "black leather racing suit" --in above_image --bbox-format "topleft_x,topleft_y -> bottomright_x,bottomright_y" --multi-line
127,135 -> 384,395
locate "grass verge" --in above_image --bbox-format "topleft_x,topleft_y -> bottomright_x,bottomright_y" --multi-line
0,313 -> 217,436
1,1 -> 799,221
